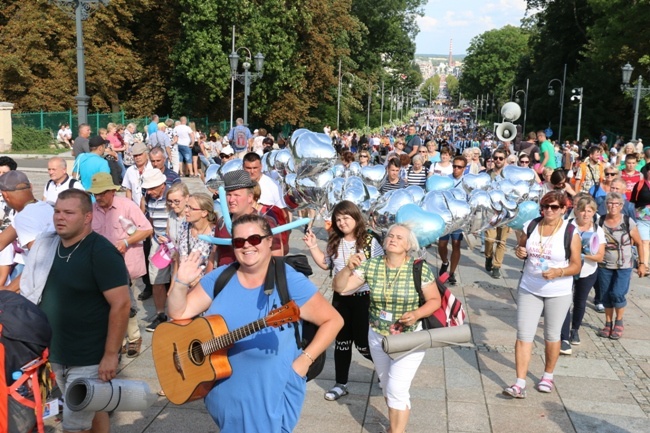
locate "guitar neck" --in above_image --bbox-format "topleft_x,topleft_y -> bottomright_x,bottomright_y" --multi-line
201,318 -> 268,356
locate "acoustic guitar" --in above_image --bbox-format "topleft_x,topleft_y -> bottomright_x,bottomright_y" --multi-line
152,301 -> 300,404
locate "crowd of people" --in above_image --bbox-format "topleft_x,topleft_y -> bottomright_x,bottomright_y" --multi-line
2,106 -> 649,432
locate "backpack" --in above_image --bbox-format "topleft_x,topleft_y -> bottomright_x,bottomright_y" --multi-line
525,217 -> 576,261
235,129 -> 248,153
412,260 -> 466,328
598,215 -> 631,238
45,177 -> 77,193
1,291 -> 54,433
212,255 -> 325,381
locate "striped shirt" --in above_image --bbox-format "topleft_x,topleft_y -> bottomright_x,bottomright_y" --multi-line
379,178 -> 406,194
145,187 -> 168,237
407,167 -> 428,187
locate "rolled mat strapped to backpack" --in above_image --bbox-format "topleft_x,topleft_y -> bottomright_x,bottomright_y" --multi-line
65,379 -> 157,412
381,325 -> 472,360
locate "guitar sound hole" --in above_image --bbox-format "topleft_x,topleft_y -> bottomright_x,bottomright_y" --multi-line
189,340 -> 205,365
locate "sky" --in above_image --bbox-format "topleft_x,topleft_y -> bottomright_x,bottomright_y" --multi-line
415,0 -> 530,55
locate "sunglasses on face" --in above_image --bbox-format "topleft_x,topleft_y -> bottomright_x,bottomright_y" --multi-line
360,155 -> 369,158
452,165 -> 466,169
541,204 -> 562,211
232,234 -> 271,249
494,156 -> 505,161
605,172 -> 616,176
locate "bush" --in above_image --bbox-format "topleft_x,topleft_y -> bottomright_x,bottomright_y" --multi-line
10,125 -> 54,151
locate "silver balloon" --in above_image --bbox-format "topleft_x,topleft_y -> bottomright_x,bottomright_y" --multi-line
326,177 -> 346,210
488,190 -> 518,226
217,158 -> 243,178
361,185 -> 380,214
204,164 -> 221,190
341,176 -> 369,208
295,169 -> 334,208
528,183 -> 543,203
370,190 -> 414,232
282,174 -> 310,211
421,191 -> 452,233
347,162 -> 361,178
367,185 -> 380,202
361,165 -> 387,189
468,190 -> 497,233
294,159 -> 335,179
293,131 -> 336,160
496,180 -> 530,203
448,187 -> 467,201
441,191 -> 472,233
502,165 -> 536,185
461,172 -> 492,194
261,151 -> 274,175
331,164 -> 345,178
274,149 -> 294,176
290,128 -> 310,147
405,185 -> 425,204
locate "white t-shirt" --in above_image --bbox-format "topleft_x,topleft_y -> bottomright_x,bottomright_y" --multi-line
257,174 -> 286,208
252,136 -> 265,156
571,220 -> 606,278
43,176 -> 85,206
431,162 -> 453,176
326,237 -> 384,295
122,163 -> 154,206
12,201 -> 55,254
520,219 -> 576,297
173,124 -> 193,147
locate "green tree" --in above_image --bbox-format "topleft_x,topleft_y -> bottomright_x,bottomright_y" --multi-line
420,75 -> 440,103
459,25 -> 530,110
446,75 -> 459,102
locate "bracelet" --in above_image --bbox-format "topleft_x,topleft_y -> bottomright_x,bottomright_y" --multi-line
174,277 -> 190,286
308,245 -> 318,250
560,268 -> 565,277
123,239 -> 129,248
301,350 -> 315,364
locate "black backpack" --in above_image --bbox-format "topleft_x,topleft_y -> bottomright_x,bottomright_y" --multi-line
525,217 -> 576,261
212,255 -> 325,381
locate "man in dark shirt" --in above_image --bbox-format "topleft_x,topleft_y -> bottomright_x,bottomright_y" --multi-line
403,125 -> 422,158
72,123 -> 91,157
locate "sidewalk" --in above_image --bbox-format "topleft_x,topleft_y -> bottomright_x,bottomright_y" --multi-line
43,198 -> 650,433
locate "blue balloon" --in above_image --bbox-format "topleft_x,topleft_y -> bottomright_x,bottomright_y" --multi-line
426,175 -> 454,192
395,204 -> 446,247
507,201 -> 540,230
271,218 -> 310,235
198,235 -> 232,245
219,186 -> 232,235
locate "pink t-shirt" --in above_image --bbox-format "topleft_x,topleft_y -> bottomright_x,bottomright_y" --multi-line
92,196 -> 152,279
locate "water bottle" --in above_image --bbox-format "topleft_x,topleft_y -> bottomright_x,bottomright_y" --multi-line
118,216 -> 137,235
11,371 -> 30,398
165,241 -> 177,256
540,258 -> 549,272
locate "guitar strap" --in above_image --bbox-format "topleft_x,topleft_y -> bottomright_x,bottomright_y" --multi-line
212,257 -> 302,350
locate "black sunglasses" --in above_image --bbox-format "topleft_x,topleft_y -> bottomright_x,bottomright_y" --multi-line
494,156 -> 505,161
541,204 -> 562,211
604,172 -> 617,176
232,234 -> 271,249
452,165 -> 466,169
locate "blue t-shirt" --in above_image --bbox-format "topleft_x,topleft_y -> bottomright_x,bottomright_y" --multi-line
75,153 -> 110,190
147,121 -> 158,136
199,264 -> 317,432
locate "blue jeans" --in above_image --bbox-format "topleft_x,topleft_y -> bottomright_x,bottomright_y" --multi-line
597,267 -> 633,309
199,155 -> 215,170
177,145 -> 192,164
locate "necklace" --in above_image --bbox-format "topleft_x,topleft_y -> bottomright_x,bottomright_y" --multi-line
57,235 -> 89,263
537,218 -> 562,255
383,256 -> 408,293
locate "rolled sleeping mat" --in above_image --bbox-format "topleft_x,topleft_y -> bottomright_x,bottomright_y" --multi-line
581,231 -> 599,255
382,325 -> 472,360
66,378 -> 157,412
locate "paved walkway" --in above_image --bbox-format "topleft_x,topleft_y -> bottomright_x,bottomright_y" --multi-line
17,163 -> 648,433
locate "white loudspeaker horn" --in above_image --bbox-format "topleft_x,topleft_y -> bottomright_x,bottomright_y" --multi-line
496,122 -> 518,142
501,102 -> 521,122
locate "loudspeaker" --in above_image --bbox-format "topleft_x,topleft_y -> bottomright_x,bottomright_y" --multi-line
501,102 -> 521,122
496,122 -> 518,142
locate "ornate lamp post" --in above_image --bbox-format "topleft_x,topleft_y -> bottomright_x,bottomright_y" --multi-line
50,0 -> 109,125
229,31 -> 264,127
547,63 -> 567,142
621,63 -> 650,141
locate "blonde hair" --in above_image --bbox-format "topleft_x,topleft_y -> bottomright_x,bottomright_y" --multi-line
190,193 -> 217,223
166,183 -> 190,212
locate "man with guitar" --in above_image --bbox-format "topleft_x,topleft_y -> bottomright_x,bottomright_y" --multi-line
165,214 -> 342,432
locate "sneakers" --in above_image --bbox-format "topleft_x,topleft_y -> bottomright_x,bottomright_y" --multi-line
138,288 -> 153,301
485,257 -> 493,272
146,313 -> 168,332
569,329 -> 581,346
595,303 -> 605,313
126,337 -> 142,358
439,262 -> 449,276
560,340 -> 572,355
491,267 -> 501,279
448,273 -> 457,285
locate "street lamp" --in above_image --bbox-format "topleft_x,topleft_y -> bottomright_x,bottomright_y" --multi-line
336,61 -> 356,130
514,78 -> 529,135
50,0 -> 110,125
570,87 -> 584,141
547,63 -> 567,142
228,32 -> 264,127
620,63 -> 650,141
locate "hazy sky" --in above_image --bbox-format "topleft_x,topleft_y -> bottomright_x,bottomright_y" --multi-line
415,0 -> 529,55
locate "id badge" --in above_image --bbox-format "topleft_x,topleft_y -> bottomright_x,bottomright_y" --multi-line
379,310 -> 393,322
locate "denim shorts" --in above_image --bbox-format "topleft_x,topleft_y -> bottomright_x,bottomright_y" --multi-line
636,219 -> 650,241
177,145 -> 192,164
51,363 -> 100,431
439,230 -> 464,242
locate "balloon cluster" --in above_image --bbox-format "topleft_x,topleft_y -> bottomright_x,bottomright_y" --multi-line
204,129 -> 543,248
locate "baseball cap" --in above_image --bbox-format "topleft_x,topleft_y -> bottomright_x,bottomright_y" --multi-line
89,136 -> 109,148
223,170 -> 255,192
220,145 -> 235,156
0,170 -> 30,192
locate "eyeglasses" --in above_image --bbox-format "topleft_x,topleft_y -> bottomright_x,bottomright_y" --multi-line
232,234 -> 271,249
185,205 -> 203,211
452,165 -> 466,169
494,156 -> 505,161
606,202 -> 623,207
605,172 -> 617,176
541,204 -> 562,211
167,199 -> 182,205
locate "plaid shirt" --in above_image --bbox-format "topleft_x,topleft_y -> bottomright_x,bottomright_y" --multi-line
356,257 -> 435,336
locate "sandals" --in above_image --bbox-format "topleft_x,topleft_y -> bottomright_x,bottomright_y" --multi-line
502,384 -> 526,399
536,378 -> 554,393
610,324 -> 624,340
598,325 -> 612,338
324,383 -> 348,401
